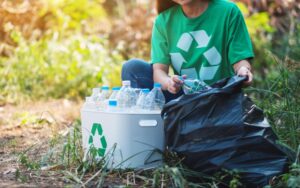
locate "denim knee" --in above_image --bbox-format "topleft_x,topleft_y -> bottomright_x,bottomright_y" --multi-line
122,58 -> 147,74
121,58 -> 153,88
121,58 -> 151,80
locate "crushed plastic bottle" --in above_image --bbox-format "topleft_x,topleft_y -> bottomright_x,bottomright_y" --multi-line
179,77 -> 212,95
136,88 -> 150,110
145,83 -> 165,111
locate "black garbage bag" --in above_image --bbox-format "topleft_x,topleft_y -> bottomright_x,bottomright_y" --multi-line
162,76 -> 295,187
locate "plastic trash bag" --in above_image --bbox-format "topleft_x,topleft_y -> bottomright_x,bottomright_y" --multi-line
162,76 -> 295,187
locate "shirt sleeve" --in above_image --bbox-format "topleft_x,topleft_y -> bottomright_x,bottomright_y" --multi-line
227,5 -> 254,65
150,16 -> 171,65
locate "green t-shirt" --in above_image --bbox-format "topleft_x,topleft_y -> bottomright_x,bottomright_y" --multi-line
151,0 -> 254,85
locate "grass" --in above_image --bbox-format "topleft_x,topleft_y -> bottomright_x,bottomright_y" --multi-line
1,1 -> 299,187
0,31 -> 123,105
14,115 -> 299,187
10,54 -> 299,187
247,53 -> 300,150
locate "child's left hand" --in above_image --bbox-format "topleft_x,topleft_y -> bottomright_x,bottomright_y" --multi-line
237,66 -> 253,86
234,60 -> 253,87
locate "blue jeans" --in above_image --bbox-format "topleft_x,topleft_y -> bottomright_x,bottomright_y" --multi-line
121,59 -> 183,103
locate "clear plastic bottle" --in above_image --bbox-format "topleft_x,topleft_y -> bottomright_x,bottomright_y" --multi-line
133,88 -> 141,96
109,87 -> 121,100
91,88 -> 100,103
136,88 -> 150,110
107,99 -> 118,112
97,86 -> 110,110
129,88 -> 138,109
117,80 -> 133,109
99,86 -> 110,100
145,83 -> 165,111
83,97 -> 97,110
179,77 -> 211,94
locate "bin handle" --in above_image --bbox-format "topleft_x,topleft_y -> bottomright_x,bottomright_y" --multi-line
139,120 -> 157,127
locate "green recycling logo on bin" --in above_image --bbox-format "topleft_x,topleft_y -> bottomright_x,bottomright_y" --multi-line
88,123 -> 107,157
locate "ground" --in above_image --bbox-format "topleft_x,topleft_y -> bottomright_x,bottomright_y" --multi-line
0,100 -> 82,187
0,100 -> 146,187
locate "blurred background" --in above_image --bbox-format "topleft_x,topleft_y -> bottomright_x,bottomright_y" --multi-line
0,0 -> 299,186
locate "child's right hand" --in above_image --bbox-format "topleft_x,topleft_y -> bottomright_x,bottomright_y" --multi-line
167,75 -> 186,94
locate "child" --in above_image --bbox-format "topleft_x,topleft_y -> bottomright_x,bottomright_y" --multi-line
122,0 -> 254,102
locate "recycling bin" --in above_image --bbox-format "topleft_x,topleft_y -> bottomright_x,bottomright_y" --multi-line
80,107 -> 164,169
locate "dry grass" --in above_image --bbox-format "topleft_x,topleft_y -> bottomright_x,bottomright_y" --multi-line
0,99 -> 82,187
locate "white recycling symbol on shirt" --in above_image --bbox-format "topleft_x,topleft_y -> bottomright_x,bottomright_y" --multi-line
169,30 -> 222,81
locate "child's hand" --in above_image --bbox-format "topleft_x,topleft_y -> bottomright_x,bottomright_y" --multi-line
237,66 -> 253,86
167,75 -> 186,94
234,60 -> 253,87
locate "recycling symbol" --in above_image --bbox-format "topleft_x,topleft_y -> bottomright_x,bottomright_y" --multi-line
169,30 -> 222,81
88,123 -> 107,157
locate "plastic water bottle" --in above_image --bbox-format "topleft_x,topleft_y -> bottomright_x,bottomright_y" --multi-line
179,77 -> 211,94
91,88 -> 100,103
97,86 -> 110,110
83,97 -> 97,110
136,88 -> 150,110
107,99 -> 119,112
109,87 -> 121,100
145,83 -> 165,111
133,88 -> 141,96
117,80 -> 133,109
99,86 -> 110,100
129,88 -> 138,108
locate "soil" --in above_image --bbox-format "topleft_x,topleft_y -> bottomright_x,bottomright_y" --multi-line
0,100 -> 154,187
0,99 -> 82,187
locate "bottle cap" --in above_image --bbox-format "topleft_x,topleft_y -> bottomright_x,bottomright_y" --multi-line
102,86 -> 110,90
108,99 -> 117,107
122,80 -> 131,86
154,83 -> 161,88
112,87 -> 121,91
141,88 -> 150,93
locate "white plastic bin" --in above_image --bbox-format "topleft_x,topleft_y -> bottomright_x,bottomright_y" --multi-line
80,108 -> 164,169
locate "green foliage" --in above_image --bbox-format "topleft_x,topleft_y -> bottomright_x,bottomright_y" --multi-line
286,164 -> 300,188
15,169 -> 29,183
61,120 -> 83,168
237,3 -> 275,35
42,0 -> 106,33
272,19 -> 300,62
0,31 -> 123,103
19,153 -> 41,170
0,0 -> 123,104
238,1 -> 300,151
247,55 -> 300,150
266,145 -> 300,188
18,145 -> 42,170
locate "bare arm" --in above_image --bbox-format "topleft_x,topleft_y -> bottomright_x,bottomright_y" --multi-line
153,64 -> 170,90
153,64 -> 184,94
